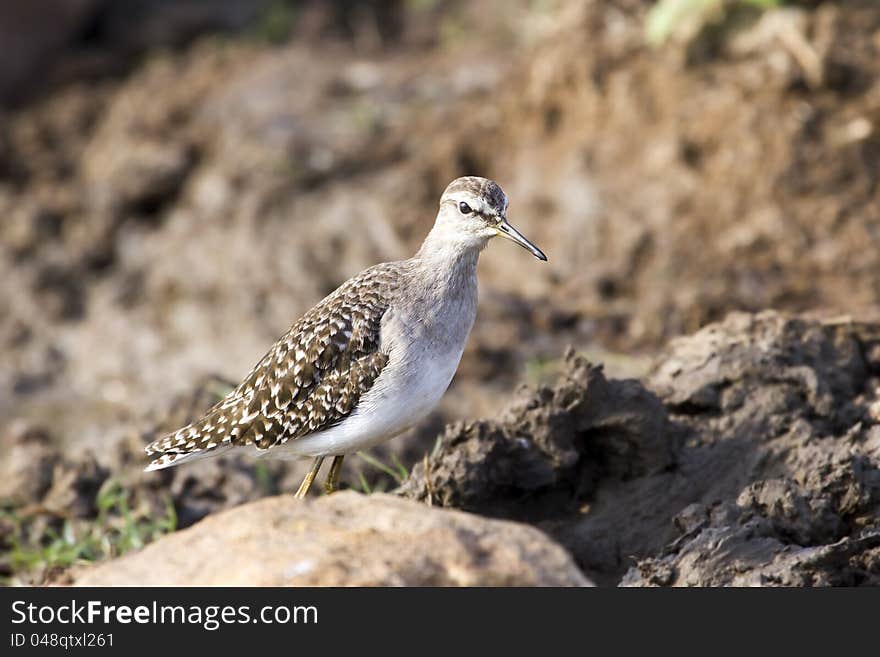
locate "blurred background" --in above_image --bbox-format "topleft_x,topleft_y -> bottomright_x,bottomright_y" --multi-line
2,0 -> 880,582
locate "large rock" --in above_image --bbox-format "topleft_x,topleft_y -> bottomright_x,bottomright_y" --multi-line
72,492 -> 591,586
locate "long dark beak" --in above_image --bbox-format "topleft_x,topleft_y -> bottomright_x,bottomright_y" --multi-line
497,217 -> 548,261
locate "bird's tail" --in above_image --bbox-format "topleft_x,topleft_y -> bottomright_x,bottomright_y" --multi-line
144,448 -> 227,472
143,405 -> 238,471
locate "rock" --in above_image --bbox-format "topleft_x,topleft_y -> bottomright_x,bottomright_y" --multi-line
72,492 -> 592,586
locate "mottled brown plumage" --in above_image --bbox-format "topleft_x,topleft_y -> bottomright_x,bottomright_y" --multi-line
144,262 -> 401,469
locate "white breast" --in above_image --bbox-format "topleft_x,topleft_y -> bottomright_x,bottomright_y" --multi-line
266,343 -> 463,458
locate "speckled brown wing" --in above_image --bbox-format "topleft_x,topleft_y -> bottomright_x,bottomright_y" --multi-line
144,262 -> 402,468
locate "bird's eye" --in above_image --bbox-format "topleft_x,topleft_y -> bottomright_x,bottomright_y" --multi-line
458,201 -> 473,215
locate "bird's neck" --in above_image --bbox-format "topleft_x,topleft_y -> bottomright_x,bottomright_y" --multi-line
406,225 -> 481,339
414,224 -> 483,290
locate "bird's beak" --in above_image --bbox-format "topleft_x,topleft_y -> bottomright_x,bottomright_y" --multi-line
496,217 -> 548,261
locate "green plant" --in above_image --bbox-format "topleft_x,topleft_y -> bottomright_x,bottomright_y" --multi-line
207,379 -> 235,402
253,461 -> 275,495
253,0 -> 297,45
646,0 -> 784,47
357,471 -> 373,495
355,450 -> 410,494
1,479 -> 176,584
405,0 -> 441,10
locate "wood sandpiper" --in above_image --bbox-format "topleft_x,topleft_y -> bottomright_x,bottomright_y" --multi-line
144,176 -> 547,497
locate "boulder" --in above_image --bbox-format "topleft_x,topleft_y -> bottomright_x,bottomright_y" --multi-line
73,492 -> 591,586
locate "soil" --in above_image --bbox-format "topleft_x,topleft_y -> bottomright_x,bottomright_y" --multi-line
401,312 -> 880,586
3,0 -> 880,585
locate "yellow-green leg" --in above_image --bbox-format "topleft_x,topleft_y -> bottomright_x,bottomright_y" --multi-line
294,457 -> 325,499
324,455 -> 345,495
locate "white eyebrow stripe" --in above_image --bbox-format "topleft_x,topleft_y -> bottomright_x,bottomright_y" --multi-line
449,192 -> 505,217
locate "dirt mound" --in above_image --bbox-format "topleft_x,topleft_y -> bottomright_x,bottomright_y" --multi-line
398,350 -> 675,517
400,312 -> 880,586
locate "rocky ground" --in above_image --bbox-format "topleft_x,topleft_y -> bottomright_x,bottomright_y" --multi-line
3,1 -> 880,586
403,312 -> 880,586
11,310 -> 880,587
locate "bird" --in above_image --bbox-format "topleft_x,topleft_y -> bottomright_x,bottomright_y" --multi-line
144,176 -> 547,497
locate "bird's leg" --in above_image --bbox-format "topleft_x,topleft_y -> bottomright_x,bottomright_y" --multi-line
324,455 -> 345,495
294,457 -> 325,499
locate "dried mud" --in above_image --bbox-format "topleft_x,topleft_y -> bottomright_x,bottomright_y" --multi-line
401,312 -> 880,586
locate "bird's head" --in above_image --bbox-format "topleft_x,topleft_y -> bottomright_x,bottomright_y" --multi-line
433,176 -> 547,261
